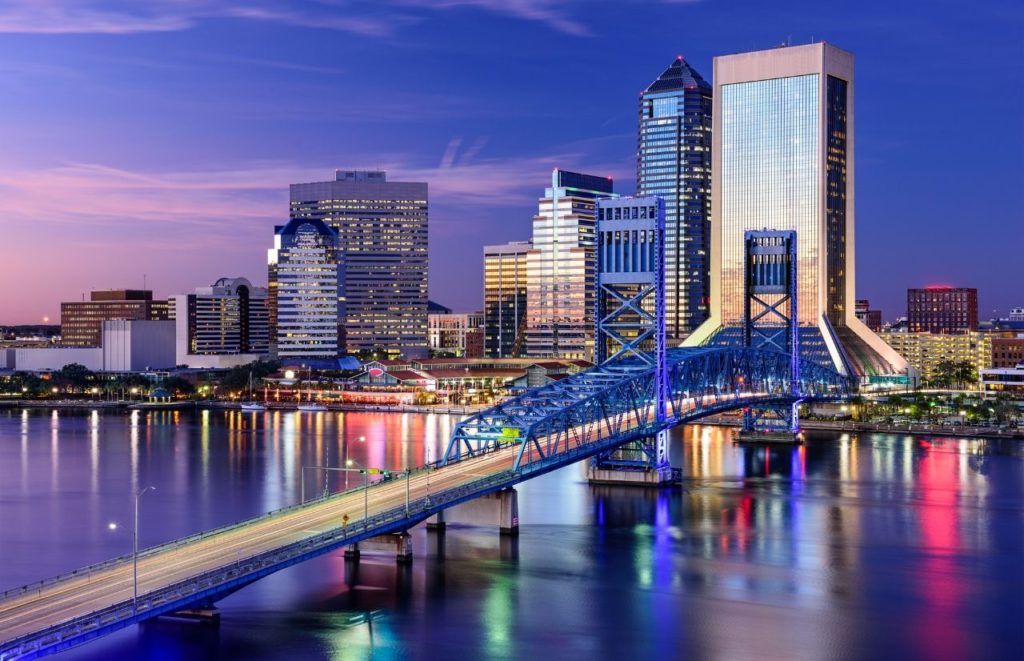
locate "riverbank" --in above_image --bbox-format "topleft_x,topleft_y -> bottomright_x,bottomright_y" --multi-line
1,399 -> 484,416
704,414 -> 1024,440
4,400 -> 1021,439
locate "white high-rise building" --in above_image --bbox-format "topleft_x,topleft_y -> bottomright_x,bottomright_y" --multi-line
525,170 -> 614,360
686,42 -> 905,378
268,219 -> 340,360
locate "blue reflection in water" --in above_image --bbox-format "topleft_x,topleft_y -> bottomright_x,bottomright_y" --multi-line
0,410 -> 1021,660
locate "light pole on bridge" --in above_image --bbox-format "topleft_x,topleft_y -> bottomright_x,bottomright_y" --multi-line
133,485 -> 155,615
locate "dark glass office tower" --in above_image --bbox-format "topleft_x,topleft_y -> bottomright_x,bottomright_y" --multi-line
637,56 -> 712,340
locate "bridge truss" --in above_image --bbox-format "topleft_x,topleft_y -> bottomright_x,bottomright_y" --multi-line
442,346 -> 853,472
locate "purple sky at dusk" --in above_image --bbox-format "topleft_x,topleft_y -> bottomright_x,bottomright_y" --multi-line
0,0 -> 1021,325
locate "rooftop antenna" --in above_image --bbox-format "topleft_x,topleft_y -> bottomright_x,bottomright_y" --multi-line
143,274 -> 147,291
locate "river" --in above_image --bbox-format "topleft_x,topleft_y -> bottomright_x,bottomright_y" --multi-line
1,408 -> 1021,660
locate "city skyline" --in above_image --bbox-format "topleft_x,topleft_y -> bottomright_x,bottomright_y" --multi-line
0,0 -> 1021,325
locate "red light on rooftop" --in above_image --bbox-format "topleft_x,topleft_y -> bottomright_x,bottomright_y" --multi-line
676,54 -> 684,60
924,284 -> 954,290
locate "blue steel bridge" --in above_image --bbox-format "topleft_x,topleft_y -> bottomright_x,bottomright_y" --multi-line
0,347 -> 850,660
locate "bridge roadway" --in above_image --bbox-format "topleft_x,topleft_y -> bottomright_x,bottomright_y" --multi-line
0,441 -> 529,648
1,371 -> 822,658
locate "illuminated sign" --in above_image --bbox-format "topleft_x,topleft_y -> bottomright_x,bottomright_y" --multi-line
368,368 -> 384,377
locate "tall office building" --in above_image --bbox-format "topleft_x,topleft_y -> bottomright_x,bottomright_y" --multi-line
289,170 -> 428,358
171,277 -> 269,368
686,42 -> 906,378
483,240 -> 531,358
61,290 -> 166,347
637,56 -> 712,339
907,286 -> 978,333
268,219 -> 341,360
525,170 -> 614,360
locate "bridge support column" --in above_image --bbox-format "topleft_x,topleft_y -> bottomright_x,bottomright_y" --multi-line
586,463 -> 674,486
498,488 -> 519,536
346,532 -> 414,564
426,510 -> 446,532
588,433 -> 676,486
424,488 -> 519,534
163,607 -> 221,626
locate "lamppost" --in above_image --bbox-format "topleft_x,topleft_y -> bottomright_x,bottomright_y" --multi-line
346,459 -> 369,528
133,486 -> 156,614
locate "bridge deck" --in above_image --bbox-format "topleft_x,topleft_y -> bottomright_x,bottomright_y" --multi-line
1,347 -> 851,659
0,445 -> 523,658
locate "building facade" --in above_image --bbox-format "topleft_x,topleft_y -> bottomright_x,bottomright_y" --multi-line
637,56 -> 712,339
881,330 -> 990,385
171,277 -> 270,368
686,42 -> 906,378
289,170 -> 428,358
981,364 -> 1024,399
428,311 -> 484,358
855,299 -> 882,332
525,170 -> 614,360
60,290 -> 166,347
483,240 -> 530,358
990,335 -> 1024,369
907,286 -> 978,333
15,320 -> 174,372
268,218 -> 340,360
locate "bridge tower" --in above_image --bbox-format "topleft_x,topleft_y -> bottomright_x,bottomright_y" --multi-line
588,195 -> 673,484
741,230 -> 803,436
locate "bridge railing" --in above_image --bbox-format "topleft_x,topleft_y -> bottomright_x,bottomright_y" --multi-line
0,460 -> 453,605
1,465 -> 522,657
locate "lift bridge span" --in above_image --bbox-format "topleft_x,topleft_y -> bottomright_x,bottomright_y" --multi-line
0,346 -> 850,659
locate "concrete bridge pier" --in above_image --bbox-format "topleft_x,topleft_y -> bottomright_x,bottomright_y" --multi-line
586,464 -> 674,486
422,487 -> 520,536
586,433 -> 675,486
344,532 -> 413,564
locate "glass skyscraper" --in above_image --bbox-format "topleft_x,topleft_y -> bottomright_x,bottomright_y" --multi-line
686,42 -> 906,378
289,171 -> 429,358
267,218 -> 340,360
483,240 -> 530,358
525,170 -> 614,360
637,56 -> 712,340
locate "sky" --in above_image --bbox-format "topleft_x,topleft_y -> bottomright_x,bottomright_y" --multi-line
0,0 -> 1021,325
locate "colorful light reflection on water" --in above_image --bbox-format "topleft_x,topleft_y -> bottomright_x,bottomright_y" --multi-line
0,409 -> 1021,660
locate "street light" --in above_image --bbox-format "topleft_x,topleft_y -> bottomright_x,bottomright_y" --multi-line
346,459 -> 369,528
133,486 -> 156,614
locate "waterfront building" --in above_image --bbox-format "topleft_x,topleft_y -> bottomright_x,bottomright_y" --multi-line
289,170 -> 428,358
637,56 -> 712,339
525,170 -> 614,360
13,320 -> 174,372
980,363 -> 1024,399
880,330 -> 990,386
60,290 -> 167,347
989,334 -> 1024,369
428,311 -> 485,358
267,218 -> 340,360
685,42 -> 906,378
855,299 -> 882,332
171,277 -> 270,369
483,240 -> 530,358
907,286 -> 978,333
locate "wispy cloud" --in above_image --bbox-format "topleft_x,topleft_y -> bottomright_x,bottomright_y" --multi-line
0,0 -> 693,37
0,1 -> 397,37
394,0 -> 592,36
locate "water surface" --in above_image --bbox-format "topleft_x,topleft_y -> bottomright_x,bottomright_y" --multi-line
1,409 -> 1021,660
